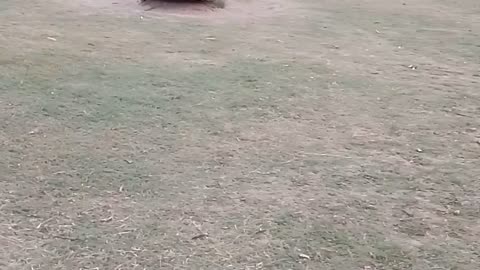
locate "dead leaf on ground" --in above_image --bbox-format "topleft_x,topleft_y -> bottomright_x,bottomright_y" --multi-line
192,233 -> 209,240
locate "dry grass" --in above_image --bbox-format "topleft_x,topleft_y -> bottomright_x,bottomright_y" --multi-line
1,0 -> 479,269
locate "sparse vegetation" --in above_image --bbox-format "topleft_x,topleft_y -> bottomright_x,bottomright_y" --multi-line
0,0 -> 479,269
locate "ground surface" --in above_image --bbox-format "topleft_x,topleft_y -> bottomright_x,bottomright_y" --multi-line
1,0 -> 479,269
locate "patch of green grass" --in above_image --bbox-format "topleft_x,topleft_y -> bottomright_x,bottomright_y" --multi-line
269,214 -> 414,269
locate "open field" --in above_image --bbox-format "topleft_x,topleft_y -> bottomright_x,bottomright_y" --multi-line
0,0 -> 479,269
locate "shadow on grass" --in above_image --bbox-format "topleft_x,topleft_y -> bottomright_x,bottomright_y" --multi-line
140,0 -> 225,10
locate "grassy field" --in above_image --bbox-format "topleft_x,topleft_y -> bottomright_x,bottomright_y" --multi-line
1,0 -> 479,269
